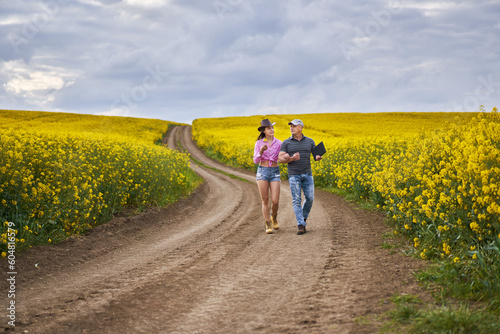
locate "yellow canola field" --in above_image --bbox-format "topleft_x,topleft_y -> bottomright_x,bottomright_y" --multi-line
1,110 -> 200,254
193,112 -> 476,173
193,111 -> 500,272
0,109 -> 170,145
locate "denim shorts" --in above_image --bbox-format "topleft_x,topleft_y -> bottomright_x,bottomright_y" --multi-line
256,166 -> 281,182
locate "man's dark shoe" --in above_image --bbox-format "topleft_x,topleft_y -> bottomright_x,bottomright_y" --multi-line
297,225 -> 306,235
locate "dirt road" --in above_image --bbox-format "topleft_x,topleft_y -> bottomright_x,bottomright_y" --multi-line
1,126 -> 426,333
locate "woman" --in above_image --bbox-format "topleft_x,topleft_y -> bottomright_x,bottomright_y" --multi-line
253,119 -> 282,234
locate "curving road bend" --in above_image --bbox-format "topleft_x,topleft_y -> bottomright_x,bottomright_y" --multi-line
1,126 -> 426,334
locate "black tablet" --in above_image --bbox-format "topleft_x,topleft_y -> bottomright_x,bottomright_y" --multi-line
312,141 -> 326,157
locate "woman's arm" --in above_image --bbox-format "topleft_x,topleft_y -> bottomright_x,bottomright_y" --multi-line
253,141 -> 268,164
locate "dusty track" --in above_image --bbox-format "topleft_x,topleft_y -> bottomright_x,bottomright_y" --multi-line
1,126 -> 427,333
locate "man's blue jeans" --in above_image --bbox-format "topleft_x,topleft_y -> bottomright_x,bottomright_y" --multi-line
288,173 -> 314,226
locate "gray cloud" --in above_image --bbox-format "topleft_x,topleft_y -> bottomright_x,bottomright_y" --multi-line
1,0 -> 499,123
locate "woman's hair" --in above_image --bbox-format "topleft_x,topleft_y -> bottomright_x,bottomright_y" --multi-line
256,131 -> 265,141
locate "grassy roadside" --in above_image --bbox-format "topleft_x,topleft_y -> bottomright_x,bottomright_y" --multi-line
377,220 -> 500,333
379,292 -> 500,333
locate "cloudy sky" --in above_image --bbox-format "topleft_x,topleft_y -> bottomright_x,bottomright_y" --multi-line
1,0 -> 499,124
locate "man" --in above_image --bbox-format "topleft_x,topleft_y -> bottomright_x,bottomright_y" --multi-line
278,119 -> 322,235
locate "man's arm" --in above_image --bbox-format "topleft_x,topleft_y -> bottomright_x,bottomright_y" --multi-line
278,151 -> 300,164
278,151 -> 290,163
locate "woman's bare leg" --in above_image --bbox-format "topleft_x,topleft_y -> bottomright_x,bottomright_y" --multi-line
270,181 -> 280,219
257,180 -> 271,222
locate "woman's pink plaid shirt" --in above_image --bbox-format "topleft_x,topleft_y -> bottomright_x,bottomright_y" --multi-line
253,138 -> 282,167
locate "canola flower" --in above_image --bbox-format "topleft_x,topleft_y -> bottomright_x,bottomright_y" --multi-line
373,110 -> 500,258
1,110 -> 200,254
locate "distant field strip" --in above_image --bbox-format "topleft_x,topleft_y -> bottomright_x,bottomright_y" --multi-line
0,110 -> 201,254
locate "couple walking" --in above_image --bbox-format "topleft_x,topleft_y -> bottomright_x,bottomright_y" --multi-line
253,118 -> 323,235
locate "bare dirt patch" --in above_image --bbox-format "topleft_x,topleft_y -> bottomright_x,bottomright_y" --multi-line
1,126 -> 429,333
